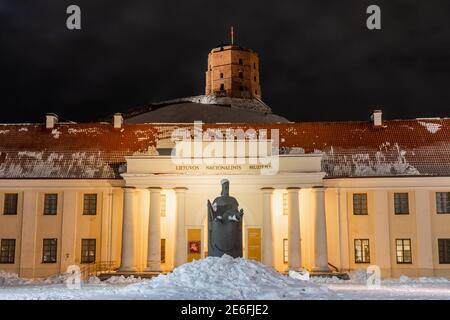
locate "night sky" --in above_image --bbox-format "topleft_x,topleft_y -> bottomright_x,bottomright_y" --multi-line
1,0 -> 449,123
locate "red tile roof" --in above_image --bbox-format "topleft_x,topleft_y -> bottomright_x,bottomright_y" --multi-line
0,119 -> 449,179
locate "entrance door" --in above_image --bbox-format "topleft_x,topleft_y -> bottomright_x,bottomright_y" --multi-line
247,228 -> 261,261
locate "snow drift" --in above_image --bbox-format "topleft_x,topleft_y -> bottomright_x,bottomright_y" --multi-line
125,255 -> 330,300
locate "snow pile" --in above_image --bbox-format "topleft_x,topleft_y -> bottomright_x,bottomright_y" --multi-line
0,271 -> 33,286
383,275 -> 450,285
104,275 -> 142,285
126,255 -> 330,300
312,269 -> 368,284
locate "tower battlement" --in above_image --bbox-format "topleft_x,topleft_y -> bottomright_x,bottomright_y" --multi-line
205,44 -> 261,99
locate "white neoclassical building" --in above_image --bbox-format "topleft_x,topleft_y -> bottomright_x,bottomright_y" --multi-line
0,44 -> 449,279
0,111 -> 449,279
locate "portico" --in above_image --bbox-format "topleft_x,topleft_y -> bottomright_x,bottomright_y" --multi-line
118,152 -> 330,273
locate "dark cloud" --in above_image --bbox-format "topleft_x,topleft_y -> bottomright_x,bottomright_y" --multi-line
0,0 -> 449,123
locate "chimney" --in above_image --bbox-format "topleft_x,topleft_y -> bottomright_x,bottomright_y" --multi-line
46,113 -> 58,129
371,109 -> 383,127
113,113 -> 123,129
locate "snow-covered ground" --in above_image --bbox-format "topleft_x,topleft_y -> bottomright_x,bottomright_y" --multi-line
1,256 -> 450,300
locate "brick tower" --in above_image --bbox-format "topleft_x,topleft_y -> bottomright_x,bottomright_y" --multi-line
205,44 -> 262,99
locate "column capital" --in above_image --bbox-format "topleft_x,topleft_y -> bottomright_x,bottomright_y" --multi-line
286,187 -> 301,192
260,187 -> 274,193
311,186 -> 325,193
174,187 -> 189,192
122,186 -> 136,192
147,187 -> 162,192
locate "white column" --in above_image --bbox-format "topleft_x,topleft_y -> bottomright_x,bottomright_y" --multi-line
146,187 -> 162,272
119,187 -> 137,272
261,188 -> 274,267
287,187 -> 301,270
174,187 -> 187,267
311,187 -> 330,272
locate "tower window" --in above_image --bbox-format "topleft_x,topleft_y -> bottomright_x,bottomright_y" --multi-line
239,71 -> 243,79
220,73 -> 223,79
255,90 -> 258,95
220,84 -> 225,91
239,58 -> 243,65
254,62 -> 256,69
254,76 -> 257,82
239,85 -> 244,91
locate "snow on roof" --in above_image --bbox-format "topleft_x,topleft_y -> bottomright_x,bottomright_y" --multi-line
0,119 -> 449,179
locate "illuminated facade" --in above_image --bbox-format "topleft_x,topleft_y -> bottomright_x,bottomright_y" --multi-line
1,45 -> 449,279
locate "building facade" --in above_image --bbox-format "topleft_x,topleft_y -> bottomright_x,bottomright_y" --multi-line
1,45 -> 449,279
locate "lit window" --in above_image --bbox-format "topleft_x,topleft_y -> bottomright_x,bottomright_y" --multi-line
283,239 -> 288,264
0,239 -> 15,264
396,239 -> 412,264
83,194 -> 97,215
44,194 -> 58,215
160,194 -> 166,217
353,193 -> 368,215
81,239 -> 96,263
394,193 -> 409,215
3,193 -> 18,215
161,239 -> 166,263
282,193 -> 288,215
354,239 -> 370,263
436,192 -> 450,214
42,239 -> 57,263
438,239 -> 450,264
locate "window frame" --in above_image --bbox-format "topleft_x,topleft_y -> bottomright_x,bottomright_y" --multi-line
283,238 -> 288,264
3,193 -> 18,215
353,193 -> 368,215
81,239 -> 96,264
160,194 -> 167,217
436,192 -> 450,214
0,239 -> 16,264
354,239 -> 370,264
42,238 -> 58,263
161,238 -> 166,264
282,193 -> 288,216
395,238 -> 412,264
394,192 -> 410,215
43,193 -> 58,215
438,239 -> 450,264
83,193 -> 97,216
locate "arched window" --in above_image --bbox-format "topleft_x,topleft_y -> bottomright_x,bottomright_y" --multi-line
220,73 -> 224,79
254,76 -> 256,82
255,90 -> 258,95
220,84 -> 225,91
239,71 -> 243,79
239,58 -> 243,65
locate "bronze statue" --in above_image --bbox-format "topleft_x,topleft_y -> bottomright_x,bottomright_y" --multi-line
207,179 -> 244,258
